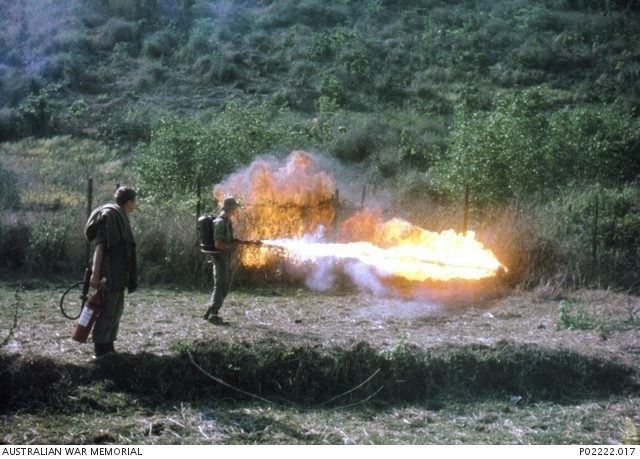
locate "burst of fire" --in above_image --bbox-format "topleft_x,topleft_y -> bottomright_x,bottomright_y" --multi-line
213,151 -> 506,284
214,151 -> 335,267
265,214 -> 503,282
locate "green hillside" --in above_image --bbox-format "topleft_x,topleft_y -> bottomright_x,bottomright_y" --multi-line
1,0 -> 640,289
2,0 -> 639,141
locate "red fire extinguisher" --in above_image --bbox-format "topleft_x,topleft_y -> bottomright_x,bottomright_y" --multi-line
71,280 -> 106,343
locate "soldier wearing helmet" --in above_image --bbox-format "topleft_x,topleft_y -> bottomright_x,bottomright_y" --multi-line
203,195 -> 240,323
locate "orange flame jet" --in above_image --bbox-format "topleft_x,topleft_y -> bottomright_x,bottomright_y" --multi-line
214,151 -> 506,283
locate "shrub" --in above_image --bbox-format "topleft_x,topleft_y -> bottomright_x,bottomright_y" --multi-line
270,0 -> 349,29
143,30 -> 178,58
133,202 -> 205,284
95,18 -> 140,51
17,83 -> 62,137
180,18 -> 216,61
547,105 -> 640,187
106,0 -> 159,21
0,108 -> 20,142
56,52 -> 92,89
478,184 -> 640,291
25,220 -> 70,276
0,163 -> 20,209
147,61 -> 169,81
0,220 -> 28,272
328,113 -> 388,162
543,184 -> 640,290
136,101 -> 321,201
433,86 -> 640,207
135,116 -> 217,200
556,300 -> 594,331
111,106 -> 156,142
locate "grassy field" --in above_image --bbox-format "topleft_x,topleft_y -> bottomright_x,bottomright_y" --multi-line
1,280 -> 638,444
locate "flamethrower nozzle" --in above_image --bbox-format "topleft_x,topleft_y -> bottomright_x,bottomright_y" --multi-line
238,240 -> 264,246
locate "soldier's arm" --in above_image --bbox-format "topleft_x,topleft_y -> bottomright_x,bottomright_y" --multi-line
213,239 -> 238,251
90,243 -> 105,288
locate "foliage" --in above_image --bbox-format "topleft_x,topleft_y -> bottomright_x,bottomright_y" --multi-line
0,218 -> 28,271
135,101 -> 317,201
3,1 -> 640,291
96,18 -> 141,51
556,300 -> 594,330
17,84 -> 62,137
143,30 -> 179,58
135,116 -> 215,200
25,220 -> 71,275
0,163 -> 20,208
543,184 -> 640,290
556,298 -> 640,339
179,18 -> 216,61
132,201 -> 207,284
433,87 -> 640,206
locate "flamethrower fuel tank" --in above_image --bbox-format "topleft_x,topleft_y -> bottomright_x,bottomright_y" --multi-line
198,214 -> 215,251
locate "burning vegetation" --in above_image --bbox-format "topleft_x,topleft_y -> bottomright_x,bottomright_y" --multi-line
214,151 -> 506,297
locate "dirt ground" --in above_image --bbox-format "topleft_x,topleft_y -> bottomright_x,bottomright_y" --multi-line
4,281 -> 635,368
1,280 -> 639,444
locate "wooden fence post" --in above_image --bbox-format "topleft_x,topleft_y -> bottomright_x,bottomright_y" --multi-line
85,177 -> 93,266
333,189 -> 340,241
592,194 -> 599,282
463,184 -> 469,236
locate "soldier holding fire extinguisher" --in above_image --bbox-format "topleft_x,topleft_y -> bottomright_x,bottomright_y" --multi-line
84,186 -> 138,360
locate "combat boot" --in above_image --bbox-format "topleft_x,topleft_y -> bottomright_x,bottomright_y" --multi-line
93,342 -> 115,361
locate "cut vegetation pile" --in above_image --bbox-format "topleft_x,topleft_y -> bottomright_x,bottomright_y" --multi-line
1,340 -> 637,413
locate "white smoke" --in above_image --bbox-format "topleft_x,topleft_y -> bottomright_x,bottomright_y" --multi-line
344,261 -> 387,296
305,258 -> 337,292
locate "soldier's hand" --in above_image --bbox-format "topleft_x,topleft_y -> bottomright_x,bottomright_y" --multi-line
89,271 -> 101,289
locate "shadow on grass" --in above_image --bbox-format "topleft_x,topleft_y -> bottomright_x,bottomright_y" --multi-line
1,340 -> 637,413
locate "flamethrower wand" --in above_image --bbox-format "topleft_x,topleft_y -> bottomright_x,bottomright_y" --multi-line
236,239 -> 288,255
236,239 -> 264,247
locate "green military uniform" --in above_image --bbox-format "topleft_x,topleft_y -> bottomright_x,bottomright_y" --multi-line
87,203 -> 137,345
204,212 -> 234,320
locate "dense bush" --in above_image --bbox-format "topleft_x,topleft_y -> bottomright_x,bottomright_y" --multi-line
0,163 -> 20,209
0,220 -> 29,272
143,30 -> 179,58
135,101 -> 316,201
105,0 -> 161,21
433,86 -> 640,206
179,18 -> 216,61
95,18 -> 140,51
543,184 -> 640,290
328,113 -> 388,163
133,201 -> 208,284
25,221 -> 70,276
16,84 -> 62,137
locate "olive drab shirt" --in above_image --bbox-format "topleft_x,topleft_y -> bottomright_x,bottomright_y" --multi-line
91,204 -> 137,293
213,214 -> 234,261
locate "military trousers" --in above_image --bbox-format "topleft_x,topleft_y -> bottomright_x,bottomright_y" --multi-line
208,254 -> 231,315
92,289 -> 125,344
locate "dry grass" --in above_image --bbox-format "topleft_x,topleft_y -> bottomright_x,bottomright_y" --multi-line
1,280 -> 639,444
